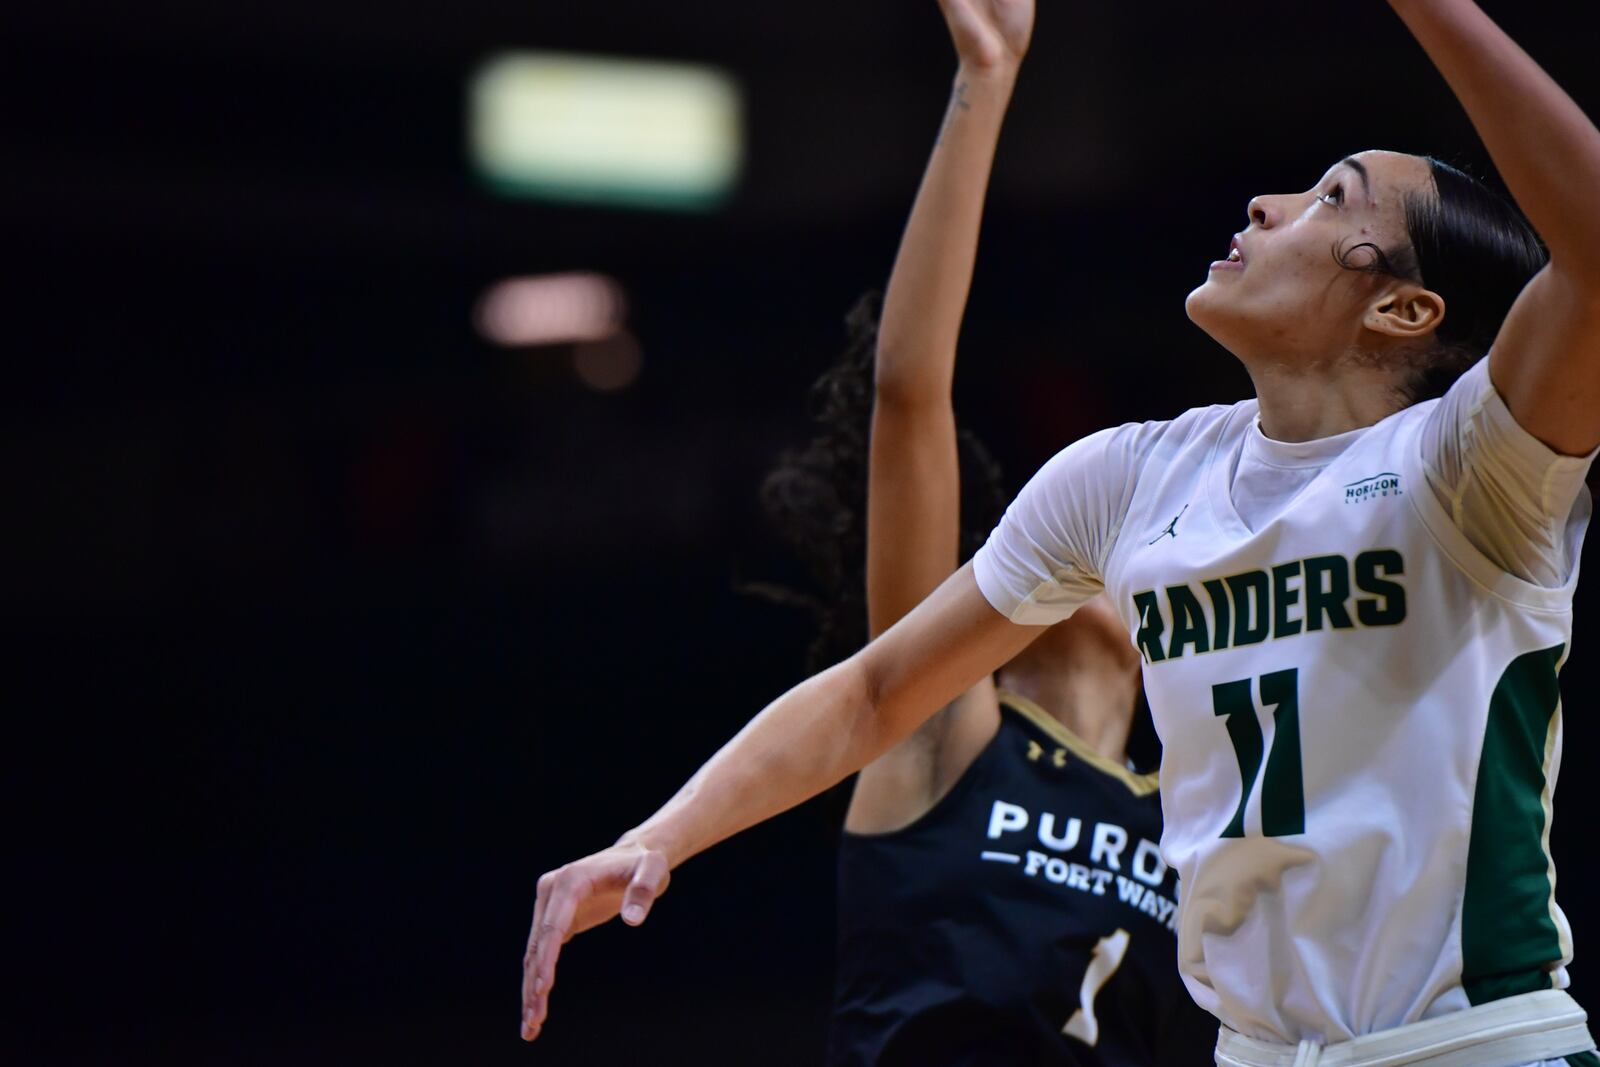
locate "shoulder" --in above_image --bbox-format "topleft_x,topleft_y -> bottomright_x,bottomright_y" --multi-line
1006,401 -> 1251,543
1107,401 -> 1251,459
976,402 -> 1255,621
1031,402 -> 1249,493
1044,402 -> 1245,467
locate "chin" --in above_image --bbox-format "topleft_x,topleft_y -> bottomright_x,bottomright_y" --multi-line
1184,284 -> 1250,357
1184,278 -> 1222,328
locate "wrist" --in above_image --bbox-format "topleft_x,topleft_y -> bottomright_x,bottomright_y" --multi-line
616,823 -> 685,868
957,61 -> 1020,92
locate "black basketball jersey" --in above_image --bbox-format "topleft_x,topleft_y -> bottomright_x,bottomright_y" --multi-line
826,691 -> 1218,1066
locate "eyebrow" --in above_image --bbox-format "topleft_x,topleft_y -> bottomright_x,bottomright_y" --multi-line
1339,156 -> 1373,202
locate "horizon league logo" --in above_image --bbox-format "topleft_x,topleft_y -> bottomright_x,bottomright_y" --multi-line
1345,472 -> 1402,504
981,800 -> 1179,931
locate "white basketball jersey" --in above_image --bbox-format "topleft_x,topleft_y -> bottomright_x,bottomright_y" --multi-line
973,365 -> 1593,1045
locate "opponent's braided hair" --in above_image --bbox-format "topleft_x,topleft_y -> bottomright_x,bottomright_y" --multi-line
754,292 -> 1008,672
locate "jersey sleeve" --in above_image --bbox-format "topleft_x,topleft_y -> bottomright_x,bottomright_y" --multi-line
1417,358 -> 1597,588
972,424 -> 1143,625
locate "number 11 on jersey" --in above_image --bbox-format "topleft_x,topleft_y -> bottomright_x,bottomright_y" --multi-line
1212,667 -> 1305,837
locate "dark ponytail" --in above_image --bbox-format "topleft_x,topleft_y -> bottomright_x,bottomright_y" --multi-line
1336,158 -> 1547,404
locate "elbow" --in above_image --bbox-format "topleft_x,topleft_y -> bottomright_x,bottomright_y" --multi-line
1580,272 -> 1600,314
847,650 -> 896,760
1531,259 -> 1600,323
872,380 -> 944,413
871,341 -> 954,410
1549,253 -> 1600,302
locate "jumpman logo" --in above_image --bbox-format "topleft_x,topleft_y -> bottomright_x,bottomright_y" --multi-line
1148,504 -> 1189,545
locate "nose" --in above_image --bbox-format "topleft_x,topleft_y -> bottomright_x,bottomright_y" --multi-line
1247,195 -> 1275,229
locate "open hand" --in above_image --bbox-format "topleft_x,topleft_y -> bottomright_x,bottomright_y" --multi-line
937,0 -> 1035,74
520,840 -> 672,1041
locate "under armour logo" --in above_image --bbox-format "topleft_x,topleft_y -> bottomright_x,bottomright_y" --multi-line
1148,504 -> 1189,545
1026,740 -> 1069,768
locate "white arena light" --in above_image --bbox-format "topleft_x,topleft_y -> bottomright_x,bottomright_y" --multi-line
474,272 -> 627,348
469,51 -> 743,211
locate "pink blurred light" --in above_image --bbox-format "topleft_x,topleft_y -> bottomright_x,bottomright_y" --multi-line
474,272 -> 627,347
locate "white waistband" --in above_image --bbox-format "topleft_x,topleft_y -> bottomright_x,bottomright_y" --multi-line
1214,990 -> 1594,1067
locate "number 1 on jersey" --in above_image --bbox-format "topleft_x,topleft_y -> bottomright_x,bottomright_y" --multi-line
1063,929 -> 1131,1046
1212,667 -> 1305,837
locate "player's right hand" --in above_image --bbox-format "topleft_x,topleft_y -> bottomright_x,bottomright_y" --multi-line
936,0 -> 1035,75
520,840 -> 672,1041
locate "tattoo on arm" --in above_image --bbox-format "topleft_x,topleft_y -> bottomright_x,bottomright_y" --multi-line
935,80 -> 972,146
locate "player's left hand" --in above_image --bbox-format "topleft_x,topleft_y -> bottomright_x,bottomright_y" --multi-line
936,0 -> 1035,75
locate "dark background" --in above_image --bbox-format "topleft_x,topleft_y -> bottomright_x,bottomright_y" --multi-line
6,2 -> 1599,1063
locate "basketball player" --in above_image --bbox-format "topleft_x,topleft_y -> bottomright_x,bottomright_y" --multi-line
762,305 -> 1197,1066
759,5 -> 1218,1055
764,4 -> 1213,1058
523,1 -> 1600,1063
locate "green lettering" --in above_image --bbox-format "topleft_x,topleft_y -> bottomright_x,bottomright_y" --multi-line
1202,578 -> 1232,651
1132,590 -> 1166,663
1272,561 -> 1303,638
1165,585 -> 1211,659
1303,555 -> 1354,631
1226,571 -> 1271,647
1355,549 -> 1407,626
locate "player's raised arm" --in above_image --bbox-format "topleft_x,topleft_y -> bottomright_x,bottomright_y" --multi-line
867,0 -> 1033,633
519,567 -> 1042,1041
1389,0 -> 1600,456
844,0 -> 1033,830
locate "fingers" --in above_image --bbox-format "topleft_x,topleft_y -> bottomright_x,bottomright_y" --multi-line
523,859 -> 599,1040
529,878 -> 577,1037
619,851 -> 671,927
521,868 -> 559,1040
519,848 -> 669,1041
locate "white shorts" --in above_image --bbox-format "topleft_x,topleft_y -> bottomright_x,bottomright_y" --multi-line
1213,990 -> 1594,1067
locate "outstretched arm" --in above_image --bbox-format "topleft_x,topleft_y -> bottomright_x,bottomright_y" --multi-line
1390,0 -> 1600,455
520,567 -> 1041,1041
867,0 -> 1032,633
850,0 -> 1033,830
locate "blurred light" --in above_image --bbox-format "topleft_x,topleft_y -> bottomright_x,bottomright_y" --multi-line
474,272 -> 627,347
469,51 -> 743,211
573,333 -> 643,392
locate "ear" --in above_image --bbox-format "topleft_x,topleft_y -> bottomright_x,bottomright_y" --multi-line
1363,284 -> 1446,340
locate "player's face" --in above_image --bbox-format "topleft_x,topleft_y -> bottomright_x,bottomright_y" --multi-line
1184,150 -> 1432,364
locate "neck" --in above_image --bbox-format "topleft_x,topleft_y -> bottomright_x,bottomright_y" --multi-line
997,657 -> 1139,765
1246,351 -> 1409,442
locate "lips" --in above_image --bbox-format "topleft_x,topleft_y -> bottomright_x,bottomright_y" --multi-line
1209,234 -> 1246,273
